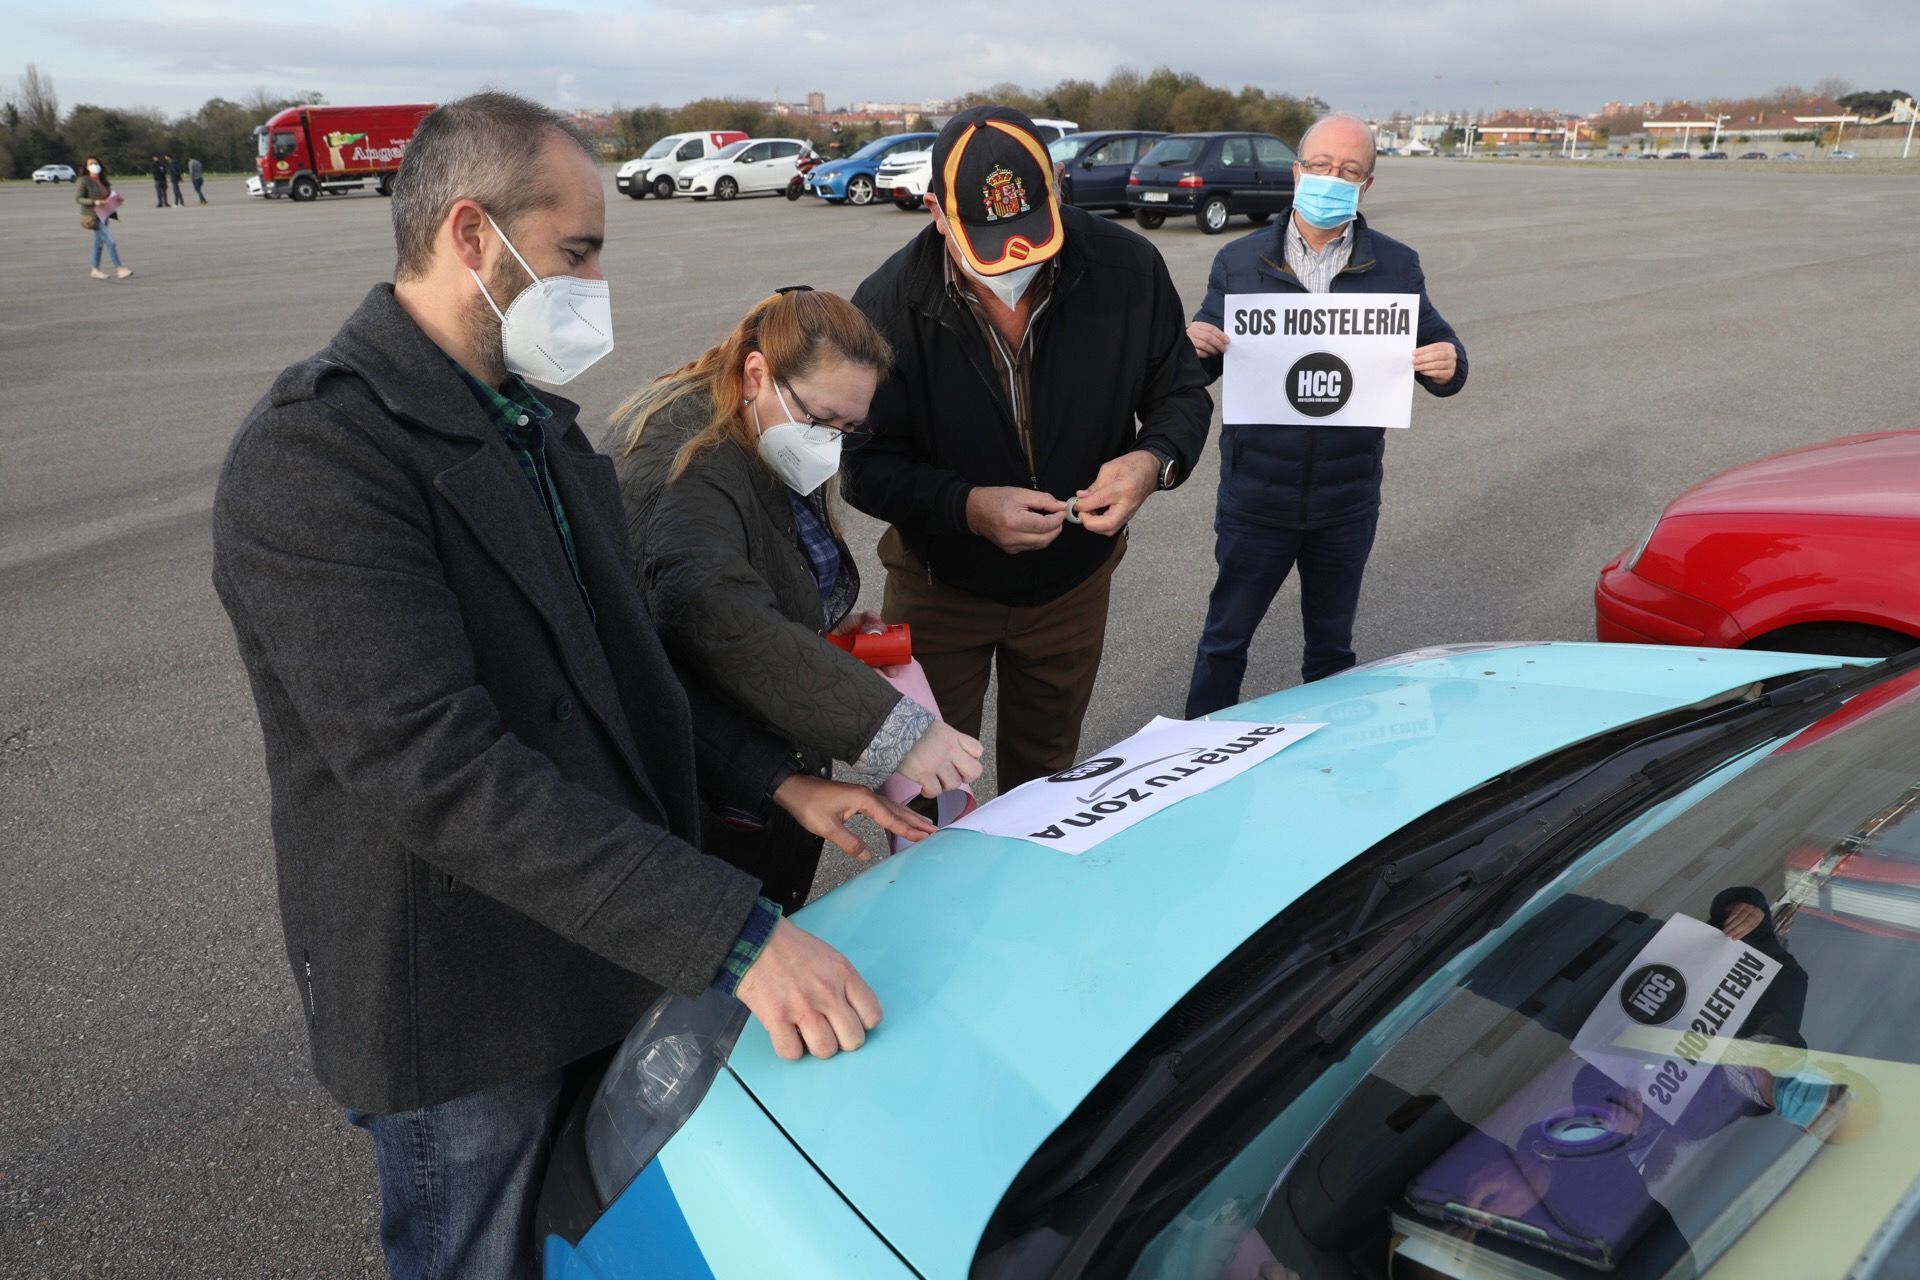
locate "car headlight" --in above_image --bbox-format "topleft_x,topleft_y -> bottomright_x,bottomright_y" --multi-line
1621,517 -> 1662,573
584,987 -> 748,1205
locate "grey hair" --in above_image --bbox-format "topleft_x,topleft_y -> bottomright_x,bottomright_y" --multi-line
390,91 -> 595,281
1297,113 -> 1379,173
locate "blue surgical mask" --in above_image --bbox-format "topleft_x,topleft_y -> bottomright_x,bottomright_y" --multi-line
1293,171 -> 1363,229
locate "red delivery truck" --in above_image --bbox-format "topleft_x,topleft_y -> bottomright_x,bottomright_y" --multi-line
256,103 -> 435,202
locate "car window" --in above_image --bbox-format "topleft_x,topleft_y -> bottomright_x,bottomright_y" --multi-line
272,132 -> 297,158
1088,137 -> 1137,166
767,141 -> 802,159
675,140 -> 702,161
711,141 -> 750,161
736,144 -> 768,163
1035,124 -> 1064,143
643,137 -> 678,160
1140,137 -> 1206,167
1219,137 -> 1255,168
1050,137 -> 1093,164
1127,671 -> 1920,1279
1255,137 -> 1297,167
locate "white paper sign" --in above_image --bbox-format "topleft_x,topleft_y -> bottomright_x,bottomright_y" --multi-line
1571,914 -> 1778,1124
1221,292 -> 1419,429
948,716 -> 1323,855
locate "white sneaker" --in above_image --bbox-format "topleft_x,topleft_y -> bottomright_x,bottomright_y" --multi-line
90,268 -> 109,279
115,267 -> 134,279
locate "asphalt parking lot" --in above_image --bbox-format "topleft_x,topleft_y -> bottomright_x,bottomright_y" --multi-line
3,158 -> 1918,1276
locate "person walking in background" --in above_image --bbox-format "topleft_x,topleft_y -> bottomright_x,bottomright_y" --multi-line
847,106 -> 1212,790
149,155 -> 169,207
166,154 -> 185,207
188,155 -> 207,203
1182,114 -> 1468,717
76,156 -> 132,280
609,287 -> 985,914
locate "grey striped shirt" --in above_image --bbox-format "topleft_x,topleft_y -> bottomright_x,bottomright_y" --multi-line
1283,216 -> 1354,294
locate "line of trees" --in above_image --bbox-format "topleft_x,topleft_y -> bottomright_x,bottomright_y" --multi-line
0,64 -> 325,179
955,67 -> 1320,144
602,67 -> 1320,161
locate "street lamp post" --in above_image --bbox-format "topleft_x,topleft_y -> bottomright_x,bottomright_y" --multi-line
1710,114 -> 1729,150
1906,110 -> 1918,160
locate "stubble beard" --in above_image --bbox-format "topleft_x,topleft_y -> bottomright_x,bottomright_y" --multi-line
462,257 -> 521,386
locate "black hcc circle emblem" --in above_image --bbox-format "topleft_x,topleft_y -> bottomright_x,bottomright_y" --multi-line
1620,963 -> 1687,1026
1285,351 -> 1354,418
1050,757 -> 1123,784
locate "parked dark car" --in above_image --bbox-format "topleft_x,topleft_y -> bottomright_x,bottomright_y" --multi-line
1049,130 -> 1166,212
1740,150 -> 1770,160
1665,151 -> 1693,159
1127,131 -> 1298,234
1700,150 -> 1729,160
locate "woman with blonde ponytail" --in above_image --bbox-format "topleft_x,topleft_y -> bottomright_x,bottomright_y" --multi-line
609,287 -> 983,910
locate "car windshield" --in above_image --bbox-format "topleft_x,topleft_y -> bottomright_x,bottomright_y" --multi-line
1141,137 -> 1206,166
851,136 -> 906,160
1050,137 -> 1094,163
640,136 -> 678,160
711,140 -> 750,161
1129,670 -> 1920,1278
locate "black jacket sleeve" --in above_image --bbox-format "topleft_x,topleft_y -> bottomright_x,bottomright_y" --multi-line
212,406 -> 760,996
1131,246 -> 1215,482
845,265 -> 977,539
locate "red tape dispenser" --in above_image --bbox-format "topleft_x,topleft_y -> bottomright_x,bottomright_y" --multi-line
826,623 -> 912,668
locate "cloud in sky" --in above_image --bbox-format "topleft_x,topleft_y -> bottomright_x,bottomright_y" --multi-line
8,0 -> 1914,119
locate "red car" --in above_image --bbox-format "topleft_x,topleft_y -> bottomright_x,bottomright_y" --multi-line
1595,430 -> 1920,657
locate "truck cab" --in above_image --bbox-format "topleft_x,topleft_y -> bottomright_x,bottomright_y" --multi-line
255,103 -> 434,202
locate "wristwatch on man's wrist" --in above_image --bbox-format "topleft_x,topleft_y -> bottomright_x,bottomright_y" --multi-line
1143,445 -> 1180,490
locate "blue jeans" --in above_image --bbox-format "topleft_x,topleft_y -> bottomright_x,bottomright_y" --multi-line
90,222 -> 122,269
346,1067 -> 567,1280
1185,510 -> 1379,718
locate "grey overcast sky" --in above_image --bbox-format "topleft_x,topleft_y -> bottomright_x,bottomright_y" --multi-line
7,0 -> 1915,119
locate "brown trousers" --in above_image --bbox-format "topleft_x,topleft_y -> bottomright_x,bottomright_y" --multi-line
879,528 -> 1123,791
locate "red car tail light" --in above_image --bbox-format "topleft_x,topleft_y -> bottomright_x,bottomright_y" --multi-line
1176,173 -> 1204,188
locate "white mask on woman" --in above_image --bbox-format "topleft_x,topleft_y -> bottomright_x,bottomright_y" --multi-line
87,163 -> 102,176
752,380 -> 842,496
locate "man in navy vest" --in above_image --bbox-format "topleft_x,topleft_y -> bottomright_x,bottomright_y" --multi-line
1183,114 -> 1467,716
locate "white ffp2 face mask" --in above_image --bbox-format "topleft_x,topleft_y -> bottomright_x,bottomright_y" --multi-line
960,254 -> 1041,309
752,381 -> 842,496
470,213 -> 614,385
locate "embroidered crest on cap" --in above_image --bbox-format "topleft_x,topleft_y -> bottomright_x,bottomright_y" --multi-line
982,165 -> 1030,222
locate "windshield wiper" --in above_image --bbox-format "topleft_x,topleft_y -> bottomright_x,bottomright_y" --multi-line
1340,650 -> 1920,945
997,649 -> 1920,1236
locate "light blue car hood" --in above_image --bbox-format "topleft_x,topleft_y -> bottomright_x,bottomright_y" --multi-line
726,643 -> 1843,1276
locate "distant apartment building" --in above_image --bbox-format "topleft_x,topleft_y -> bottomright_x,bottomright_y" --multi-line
807,91 -> 826,114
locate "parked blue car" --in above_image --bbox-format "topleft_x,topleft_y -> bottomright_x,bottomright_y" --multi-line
1049,130 -> 1166,212
538,641 -> 1920,1278
809,133 -> 937,206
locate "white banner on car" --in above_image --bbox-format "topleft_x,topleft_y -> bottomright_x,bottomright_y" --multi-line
948,716 -> 1323,855
1221,292 -> 1419,430
1571,913 -> 1779,1125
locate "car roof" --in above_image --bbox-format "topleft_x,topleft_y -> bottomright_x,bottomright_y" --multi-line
729,642 -> 1848,1276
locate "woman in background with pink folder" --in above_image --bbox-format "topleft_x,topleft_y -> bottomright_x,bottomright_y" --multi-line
75,156 -> 132,280
608,287 -> 982,912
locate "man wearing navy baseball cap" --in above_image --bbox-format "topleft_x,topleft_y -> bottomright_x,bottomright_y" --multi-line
845,106 -> 1212,790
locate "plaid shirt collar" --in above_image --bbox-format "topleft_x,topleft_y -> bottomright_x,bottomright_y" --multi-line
450,361 -> 553,444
